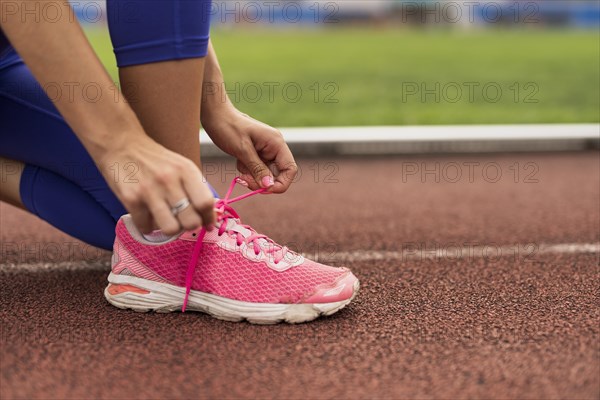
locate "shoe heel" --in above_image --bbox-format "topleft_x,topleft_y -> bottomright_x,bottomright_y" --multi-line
104,273 -> 183,313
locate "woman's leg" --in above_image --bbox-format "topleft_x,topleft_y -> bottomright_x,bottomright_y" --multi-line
0,157 -> 24,209
107,0 -> 212,169
0,51 -> 126,249
0,157 -> 119,250
0,0 -> 215,249
118,60 -> 205,169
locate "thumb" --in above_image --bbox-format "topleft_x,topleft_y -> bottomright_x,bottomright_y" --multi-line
239,151 -> 274,189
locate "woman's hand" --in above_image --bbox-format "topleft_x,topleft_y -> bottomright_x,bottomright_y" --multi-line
99,137 -> 216,235
202,106 -> 298,193
1,3 -> 216,235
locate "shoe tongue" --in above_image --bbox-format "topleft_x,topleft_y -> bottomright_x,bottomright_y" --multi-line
221,217 -> 274,249
223,218 -> 253,238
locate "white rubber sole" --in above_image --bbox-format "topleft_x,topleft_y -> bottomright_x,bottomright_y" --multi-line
104,272 -> 359,324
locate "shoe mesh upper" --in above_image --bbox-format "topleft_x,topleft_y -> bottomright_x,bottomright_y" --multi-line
116,220 -> 348,304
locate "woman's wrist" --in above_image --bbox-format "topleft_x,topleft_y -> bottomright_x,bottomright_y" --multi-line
85,120 -> 152,177
201,95 -> 239,130
85,117 -> 147,160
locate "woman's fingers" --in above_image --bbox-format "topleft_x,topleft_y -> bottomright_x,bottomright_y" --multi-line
106,141 -> 217,235
236,131 -> 297,193
236,160 -> 255,189
127,164 -> 214,235
236,140 -> 274,190
150,165 -> 215,233
202,109 -> 298,194
181,164 -> 216,228
145,190 -> 181,235
271,142 -> 298,194
129,204 -> 154,234
164,180 -> 203,232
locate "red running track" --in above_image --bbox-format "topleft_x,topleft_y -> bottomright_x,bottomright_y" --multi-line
1,152 -> 598,399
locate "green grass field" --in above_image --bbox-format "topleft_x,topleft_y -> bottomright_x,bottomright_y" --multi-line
87,28 -> 599,127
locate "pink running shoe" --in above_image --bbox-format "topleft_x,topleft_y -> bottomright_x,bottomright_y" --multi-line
104,179 -> 359,324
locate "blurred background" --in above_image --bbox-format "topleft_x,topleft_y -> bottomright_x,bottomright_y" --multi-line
78,0 -> 600,127
2,4 -> 599,399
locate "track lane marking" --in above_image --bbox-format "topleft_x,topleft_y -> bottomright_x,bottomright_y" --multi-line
312,243 -> 600,263
1,243 -> 598,272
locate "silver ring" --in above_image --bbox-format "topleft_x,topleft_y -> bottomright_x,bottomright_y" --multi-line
170,198 -> 191,216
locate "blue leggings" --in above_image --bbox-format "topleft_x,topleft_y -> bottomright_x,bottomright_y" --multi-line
0,1 -> 214,250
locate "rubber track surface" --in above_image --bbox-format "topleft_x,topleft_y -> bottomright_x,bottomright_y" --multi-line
1,152 -> 598,399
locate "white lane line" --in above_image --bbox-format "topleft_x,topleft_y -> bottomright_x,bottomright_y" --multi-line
308,242 -> 600,263
202,124 -> 600,144
542,243 -> 600,253
200,124 -> 600,155
1,243 -> 598,272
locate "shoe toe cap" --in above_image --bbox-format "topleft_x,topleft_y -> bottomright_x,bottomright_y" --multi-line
302,272 -> 359,304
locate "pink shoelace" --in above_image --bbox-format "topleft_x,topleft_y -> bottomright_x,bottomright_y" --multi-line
182,178 -> 290,311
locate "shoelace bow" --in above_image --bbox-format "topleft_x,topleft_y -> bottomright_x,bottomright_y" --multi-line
182,178 -> 289,311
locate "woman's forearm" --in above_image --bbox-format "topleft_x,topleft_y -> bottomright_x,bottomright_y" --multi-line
201,40 -> 235,118
0,2 -> 146,161
1,2 -> 218,233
